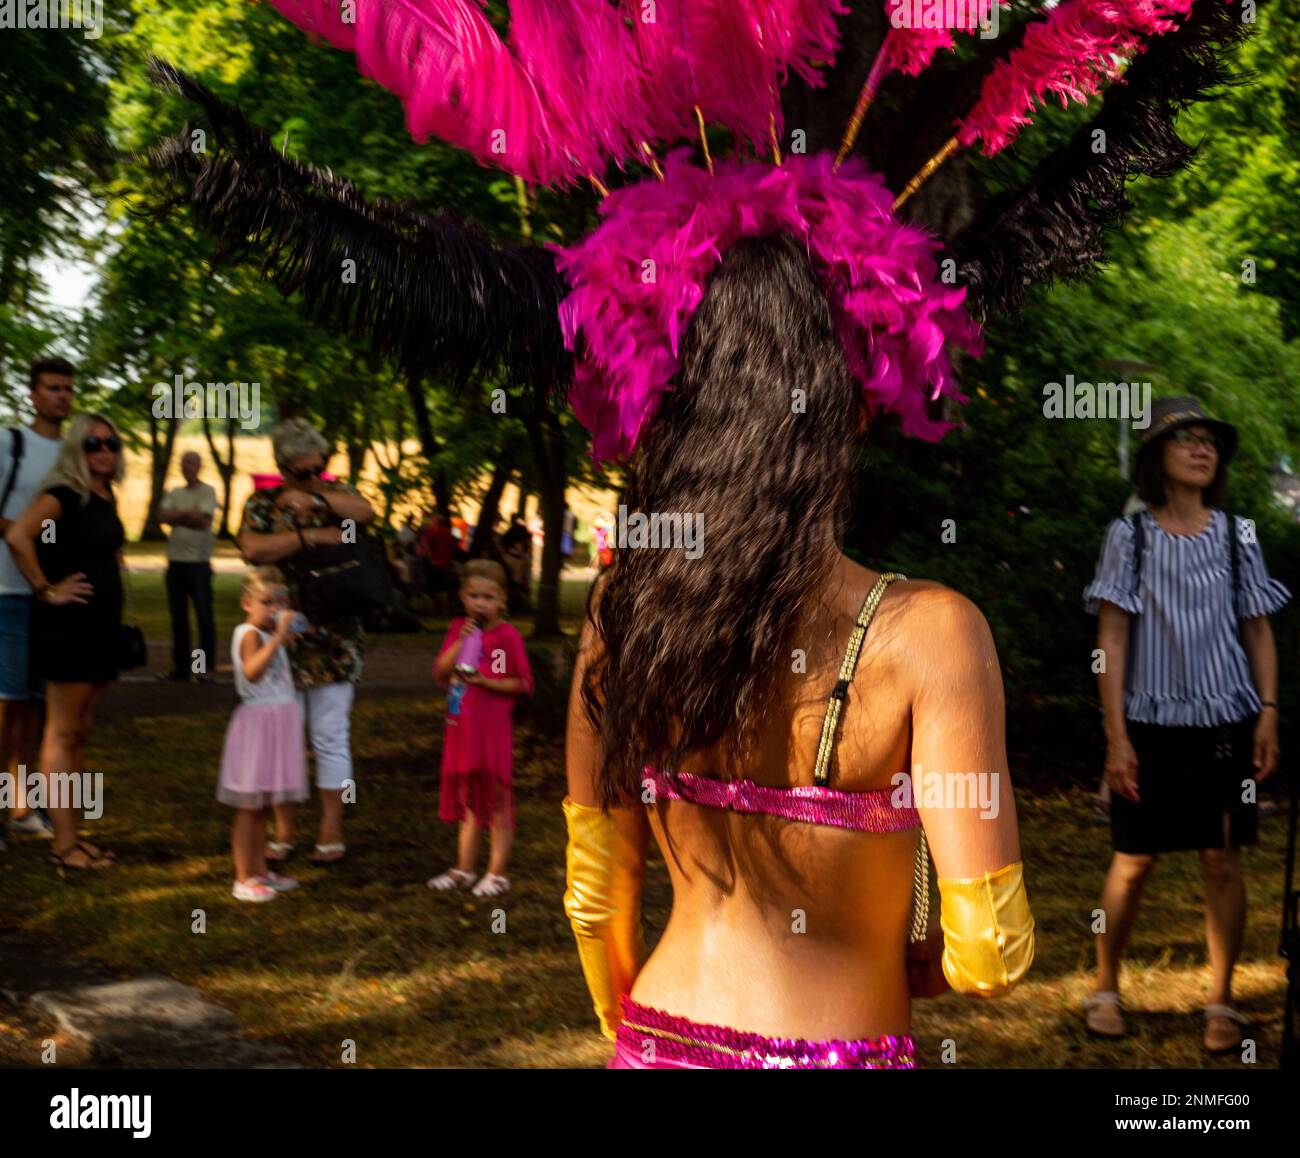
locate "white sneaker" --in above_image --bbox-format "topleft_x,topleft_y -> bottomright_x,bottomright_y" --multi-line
232,879 -> 279,903
471,873 -> 511,898
9,809 -> 55,838
427,868 -> 475,892
256,871 -> 299,892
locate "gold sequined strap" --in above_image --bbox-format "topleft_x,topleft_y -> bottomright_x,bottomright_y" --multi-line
808,572 -> 930,945
811,572 -> 905,787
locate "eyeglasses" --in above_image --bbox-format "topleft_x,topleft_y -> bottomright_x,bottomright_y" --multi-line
288,463 -> 326,481
1172,430 -> 1219,452
84,436 -> 122,454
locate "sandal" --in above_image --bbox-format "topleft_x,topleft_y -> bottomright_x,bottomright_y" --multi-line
427,868 -> 475,892
1204,1004 -> 1248,1053
1083,990 -> 1126,1038
49,840 -> 114,872
73,838 -> 116,862
265,841 -> 297,864
310,842 -> 346,865
471,872 -> 511,898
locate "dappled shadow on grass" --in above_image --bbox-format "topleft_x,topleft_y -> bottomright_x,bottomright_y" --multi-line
0,702 -> 1287,1068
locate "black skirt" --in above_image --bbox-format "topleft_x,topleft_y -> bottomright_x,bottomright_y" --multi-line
1112,716 -> 1259,854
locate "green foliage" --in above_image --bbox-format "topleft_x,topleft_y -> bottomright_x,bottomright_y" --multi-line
0,28 -> 109,409
855,29 -> 1300,779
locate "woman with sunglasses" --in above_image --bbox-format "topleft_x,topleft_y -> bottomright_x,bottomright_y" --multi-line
4,414 -> 127,871
1082,396 -> 1289,1052
237,418 -> 376,866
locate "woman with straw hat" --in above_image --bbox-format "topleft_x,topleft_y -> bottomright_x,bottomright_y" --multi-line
1082,396 -> 1289,1052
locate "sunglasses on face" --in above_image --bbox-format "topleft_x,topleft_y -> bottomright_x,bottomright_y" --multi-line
288,463 -> 326,481
1172,430 -> 1219,452
84,436 -> 122,454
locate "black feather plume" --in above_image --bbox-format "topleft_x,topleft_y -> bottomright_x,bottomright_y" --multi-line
143,58 -> 570,398
950,0 -> 1251,319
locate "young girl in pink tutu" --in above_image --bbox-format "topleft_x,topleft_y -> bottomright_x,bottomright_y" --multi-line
428,559 -> 533,897
219,567 -> 309,903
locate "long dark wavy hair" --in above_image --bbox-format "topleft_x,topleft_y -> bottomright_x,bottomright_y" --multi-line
582,233 -> 863,807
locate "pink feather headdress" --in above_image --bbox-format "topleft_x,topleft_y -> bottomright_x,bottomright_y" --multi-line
254,0 -> 1244,465
959,0 -> 1203,154
554,152 -> 983,463
267,0 -> 846,186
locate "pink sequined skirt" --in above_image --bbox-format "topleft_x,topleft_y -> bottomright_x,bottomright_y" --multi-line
610,997 -> 915,1069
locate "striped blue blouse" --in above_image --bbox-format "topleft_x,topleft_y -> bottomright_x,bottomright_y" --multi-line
1083,508 -> 1290,727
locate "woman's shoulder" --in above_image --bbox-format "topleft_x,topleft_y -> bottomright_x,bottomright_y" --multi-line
43,483 -> 81,508
886,578 -> 990,642
856,574 -> 996,696
832,559 -> 991,663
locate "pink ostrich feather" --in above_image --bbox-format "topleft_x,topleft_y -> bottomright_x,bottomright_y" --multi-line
879,1 -> 1000,78
959,0 -> 1201,155
265,1 -> 846,185
553,152 -> 983,463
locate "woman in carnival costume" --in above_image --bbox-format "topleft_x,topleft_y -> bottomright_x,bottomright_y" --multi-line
149,0 -> 1253,1067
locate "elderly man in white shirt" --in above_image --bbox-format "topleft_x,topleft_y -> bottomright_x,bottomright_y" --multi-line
157,451 -> 219,682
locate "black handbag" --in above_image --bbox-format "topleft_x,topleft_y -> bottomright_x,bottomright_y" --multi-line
287,496 -> 396,625
116,622 -> 148,671
116,564 -> 147,671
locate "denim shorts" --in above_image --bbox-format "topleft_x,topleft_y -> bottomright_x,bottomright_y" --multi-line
0,594 -> 44,701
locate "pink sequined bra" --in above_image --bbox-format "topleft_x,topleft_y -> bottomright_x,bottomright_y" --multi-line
642,768 -> 917,833
644,573 -> 932,945
644,572 -> 917,835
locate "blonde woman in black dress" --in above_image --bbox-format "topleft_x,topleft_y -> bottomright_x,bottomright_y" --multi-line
5,414 -> 127,870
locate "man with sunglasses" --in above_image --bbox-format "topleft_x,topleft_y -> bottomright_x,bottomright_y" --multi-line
156,451 -> 219,682
0,357 -> 73,850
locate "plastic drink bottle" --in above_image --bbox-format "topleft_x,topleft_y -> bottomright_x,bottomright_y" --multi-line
453,620 -> 484,677
448,619 -> 483,716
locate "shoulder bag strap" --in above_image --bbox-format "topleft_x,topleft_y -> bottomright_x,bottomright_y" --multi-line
1226,509 -> 1241,621
0,427 -> 25,519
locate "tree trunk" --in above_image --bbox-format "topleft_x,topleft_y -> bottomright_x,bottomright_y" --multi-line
403,373 -> 453,515
524,410 -> 568,638
347,441 -> 367,486
469,458 -> 512,558
371,417 -> 406,532
202,413 -> 238,539
140,411 -> 178,541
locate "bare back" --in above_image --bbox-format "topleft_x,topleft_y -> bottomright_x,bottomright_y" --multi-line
566,555 -> 1020,1041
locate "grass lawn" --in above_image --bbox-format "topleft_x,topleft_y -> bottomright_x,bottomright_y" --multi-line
0,687 -> 1289,1068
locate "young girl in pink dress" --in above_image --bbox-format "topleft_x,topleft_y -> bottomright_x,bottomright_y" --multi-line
218,567 -> 309,903
428,559 -> 533,898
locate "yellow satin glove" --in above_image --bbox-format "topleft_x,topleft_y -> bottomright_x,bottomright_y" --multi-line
562,796 -> 649,1039
937,861 -> 1035,997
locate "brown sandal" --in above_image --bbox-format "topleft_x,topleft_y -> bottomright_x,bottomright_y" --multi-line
1204,1004 -> 1247,1053
49,840 -> 114,872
